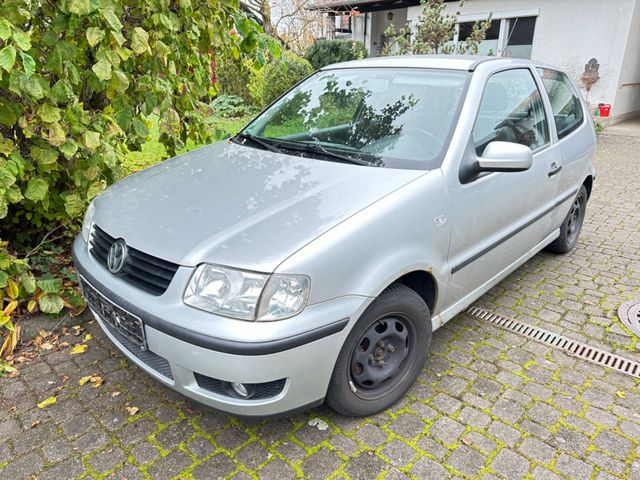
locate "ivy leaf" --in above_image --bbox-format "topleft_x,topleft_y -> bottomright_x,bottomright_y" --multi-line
84,131 -> 101,150
68,0 -> 91,16
25,177 -> 49,201
11,29 -> 31,51
38,293 -> 64,314
86,27 -> 105,47
0,19 -> 11,41
20,52 -> 35,77
103,8 -> 123,31
64,193 -> 84,217
38,104 -> 61,123
92,59 -> 112,81
37,278 -> 63,293
130,27 -> 150,54
59,140 -> 78,159
0,45 -> 17,72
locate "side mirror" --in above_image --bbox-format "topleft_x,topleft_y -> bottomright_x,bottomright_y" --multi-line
478,141 -> 533,173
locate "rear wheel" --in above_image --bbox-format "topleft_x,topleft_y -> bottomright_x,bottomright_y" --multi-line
546,185 -> 588,254
326,284 -> 431,417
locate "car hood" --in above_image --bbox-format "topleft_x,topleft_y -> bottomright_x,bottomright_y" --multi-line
94,141 -> 425,272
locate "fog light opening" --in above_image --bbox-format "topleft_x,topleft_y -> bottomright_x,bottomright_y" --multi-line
228,381 -> 255,399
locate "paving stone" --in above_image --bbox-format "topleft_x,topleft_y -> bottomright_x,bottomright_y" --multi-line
344,451 -> 390,480
381,439 -> 416,467
301,448 -> 343,480
555,453 -> 593,480
487,421 -> 521,447
354,423 -> 388,448
428,416 -> 465,446
258,459 -> 297,480
458,406 -> 491,429
0,450 -> 44,478
192,453 -> 236,479
147,449 -> 192,478
490,449 -> 530,479
410,456 -> 449,480
89,446 -> 127,474
517,436 -> 556,465
42,456 -> 85,479
447,445 -> 486,478
131,441 -> 160,464
388,413 -> 426,440
594,430 -> 633,459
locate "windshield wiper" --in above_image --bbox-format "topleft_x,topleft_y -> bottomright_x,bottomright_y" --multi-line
274,140 -> 372,166
233,133 -> 283,154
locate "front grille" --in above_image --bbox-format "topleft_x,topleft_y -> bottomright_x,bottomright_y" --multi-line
194,373 -> 286,400
89,225 -> 179,296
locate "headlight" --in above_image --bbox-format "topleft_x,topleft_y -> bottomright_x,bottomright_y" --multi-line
81,201 -> 96,243
183,264 -> 310,321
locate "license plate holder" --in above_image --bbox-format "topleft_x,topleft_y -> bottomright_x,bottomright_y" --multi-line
79,276 -> 147,350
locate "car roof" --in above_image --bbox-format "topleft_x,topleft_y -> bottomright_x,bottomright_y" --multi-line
321,55 -> 540,72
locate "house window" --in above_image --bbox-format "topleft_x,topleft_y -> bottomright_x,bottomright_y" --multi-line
504,17 -> 536,59
458,20 -> 500,56
455,16 -> 537,59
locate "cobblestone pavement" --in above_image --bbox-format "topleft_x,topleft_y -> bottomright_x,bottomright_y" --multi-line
2,134 -> 639,480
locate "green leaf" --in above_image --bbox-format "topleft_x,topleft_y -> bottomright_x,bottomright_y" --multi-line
38,104 -> 61,123
59,140 -> 78,159
68,0 -> 90,16
37,395 -> 57,409
87,180 -> 105,199
25,177 -> 48,202
84,131 -> 100,150
30,145 -> 59,166
48,122 -> 66,146
21,75 -> 44,99
37,278 -> 63,294
5,184 -> 22,203
0,136 -> 13,156
0,99 -> 21,126
64,193 -> 84,217
0,45 -> 17,72
103,8 -> 123,31
0,19 -> 11,41
21,275 -> 36,294
130,27 -> 150,54
91,59 -> 112,81
39,294 -> 64,314
86,27 -> 105,47
20,51 -> 35,76
110,69 -> 129,93
0,197 -> 7,218
11,29 -> 31,51
0,166 -> 16,188
0,271 -> 8,288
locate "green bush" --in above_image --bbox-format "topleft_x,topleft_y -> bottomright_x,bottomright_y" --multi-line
0,0 -> 270,357
211,95 -> 253,118
304,39 -> 368,70
250,52 -> 313,107
215,57 -> 254,103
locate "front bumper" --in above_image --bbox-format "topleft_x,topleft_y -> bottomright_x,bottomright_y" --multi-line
72,235 -> 368,416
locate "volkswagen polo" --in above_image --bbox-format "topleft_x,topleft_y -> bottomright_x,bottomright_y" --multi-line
73,56 -> 596,417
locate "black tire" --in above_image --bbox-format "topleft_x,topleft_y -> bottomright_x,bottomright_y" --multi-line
546,185 -> 588,254
326,284 -> 432,417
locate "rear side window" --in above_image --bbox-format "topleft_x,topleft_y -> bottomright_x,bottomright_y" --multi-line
537,68 -> 584,139
473,69 -> 549,156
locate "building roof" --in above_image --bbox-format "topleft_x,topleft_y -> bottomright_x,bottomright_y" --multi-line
309,0 -> 421,13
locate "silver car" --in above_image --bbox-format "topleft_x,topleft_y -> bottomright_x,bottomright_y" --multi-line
73,56 -> 595,417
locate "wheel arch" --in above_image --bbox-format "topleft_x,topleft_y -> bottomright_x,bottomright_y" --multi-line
583,175 -> 594,199
393,270 -> 438,315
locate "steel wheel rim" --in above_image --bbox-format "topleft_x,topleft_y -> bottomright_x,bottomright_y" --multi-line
349,314 -> 415,400
567,194 -> 585,244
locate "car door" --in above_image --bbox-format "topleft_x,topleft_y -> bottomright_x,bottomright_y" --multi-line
536,67 -> 593,228
444,67 -> 563,308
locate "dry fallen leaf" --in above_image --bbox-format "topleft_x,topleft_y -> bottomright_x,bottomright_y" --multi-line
61,375 -> 70,383
462,435 -> 474,446
111,391 -> 122,398
84,333 -> 93,341
40,342 -> 54,350
126,406 -> 139,416
90,375 -> 104,388
616,391 -> 627,399
69,344 -> 88,355
37,396 -> 57,409
59,341 -> 70,348
79,375 -> 93,386
31,420 -> 41,428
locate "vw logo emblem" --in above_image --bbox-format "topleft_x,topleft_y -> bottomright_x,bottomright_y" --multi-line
107,239 -> 127,274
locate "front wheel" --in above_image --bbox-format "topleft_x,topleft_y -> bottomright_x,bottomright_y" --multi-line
545,185 -> 588,254
326,284 -> 432,417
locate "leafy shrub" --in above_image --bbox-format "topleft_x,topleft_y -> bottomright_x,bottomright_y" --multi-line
216,58 -> 255,103
304,39 -> 368,70
250,52 -> 313,107
211,95 -> 253,118
0,0 -> 269,358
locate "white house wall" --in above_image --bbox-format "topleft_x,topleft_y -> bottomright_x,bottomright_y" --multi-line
614,0 -> 640,121
406,0 -> 638,121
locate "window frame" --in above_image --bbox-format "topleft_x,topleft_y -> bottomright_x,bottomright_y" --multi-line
470,66 -> 552,157
536,67 -> 586,142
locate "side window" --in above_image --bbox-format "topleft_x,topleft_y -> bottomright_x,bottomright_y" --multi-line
537,68 -> 584,139
473,69 -> 550,156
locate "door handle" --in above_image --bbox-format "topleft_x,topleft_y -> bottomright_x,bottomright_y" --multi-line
548,162 -> 562,177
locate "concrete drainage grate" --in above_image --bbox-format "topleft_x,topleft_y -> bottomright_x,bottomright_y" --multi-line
618,300 -> 640,338
466,306 -> 640,379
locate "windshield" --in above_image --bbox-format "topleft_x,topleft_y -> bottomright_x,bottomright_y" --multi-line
242,68 -> 469,169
